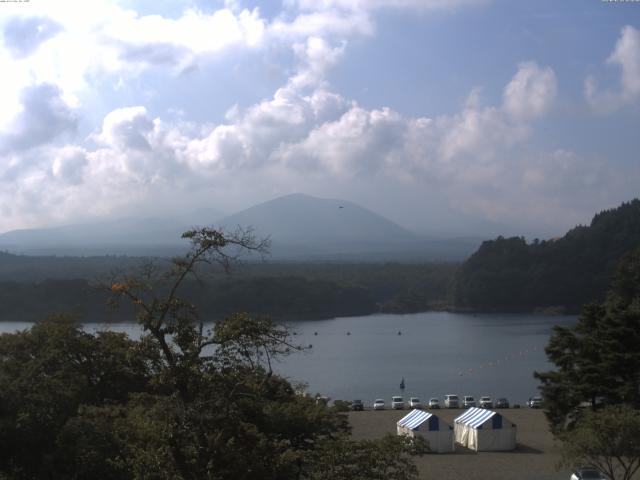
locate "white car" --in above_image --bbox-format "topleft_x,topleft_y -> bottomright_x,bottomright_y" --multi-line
444,394 -> 459,408
391,396 -> 405,410
373,399 -> 386,410
428,398 -> 440,409
463,395 -> 476,408
479,396 -> 493,408
408,397 -> 422,409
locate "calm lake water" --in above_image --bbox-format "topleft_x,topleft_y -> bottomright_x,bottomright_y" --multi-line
0,312 -> 575,406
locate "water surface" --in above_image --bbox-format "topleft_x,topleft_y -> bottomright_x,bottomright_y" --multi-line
0,312 -> 575,406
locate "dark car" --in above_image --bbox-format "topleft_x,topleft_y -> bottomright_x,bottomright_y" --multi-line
570,467 -> 606,480
351,399 -> 364,411
495,397 -> 510,408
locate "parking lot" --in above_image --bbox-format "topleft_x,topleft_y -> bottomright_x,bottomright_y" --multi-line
348,408 -> 568,480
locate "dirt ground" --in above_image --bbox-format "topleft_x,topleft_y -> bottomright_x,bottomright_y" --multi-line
348,408 -> 568,480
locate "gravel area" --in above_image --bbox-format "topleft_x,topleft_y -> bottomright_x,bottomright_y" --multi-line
348,408 -> 568,480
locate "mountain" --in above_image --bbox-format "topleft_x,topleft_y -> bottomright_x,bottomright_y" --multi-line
0,209 -> 223,256
0,194 -> 480,260
219,193 -> 415,244
218,193 -> 479,260
450,199 -> 640,312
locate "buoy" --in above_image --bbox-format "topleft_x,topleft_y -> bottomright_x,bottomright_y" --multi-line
308,344 -> 313,348
314,332 -> 318,336
398,331 -> 402,335
347,332 -> 351,336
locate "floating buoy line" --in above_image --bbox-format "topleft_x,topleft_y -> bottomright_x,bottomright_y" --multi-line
456,346 -> 540,377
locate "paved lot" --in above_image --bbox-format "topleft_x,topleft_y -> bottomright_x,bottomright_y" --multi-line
348,408 -> 569,480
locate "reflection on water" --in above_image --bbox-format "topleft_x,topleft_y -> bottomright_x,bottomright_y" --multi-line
0,312 -> 576,405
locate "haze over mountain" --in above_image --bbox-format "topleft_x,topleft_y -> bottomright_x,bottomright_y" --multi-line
0,194 -> 480,260
0,209 -> 223,256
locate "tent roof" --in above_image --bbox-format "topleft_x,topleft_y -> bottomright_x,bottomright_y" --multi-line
397,409 -> 433,430
454,407 -> 498,428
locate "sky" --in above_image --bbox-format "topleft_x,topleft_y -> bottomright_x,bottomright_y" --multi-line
0,0 -> 639,238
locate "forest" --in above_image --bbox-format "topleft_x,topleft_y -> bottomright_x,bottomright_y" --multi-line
1,199 -> 639,320
450,199 -> 640,312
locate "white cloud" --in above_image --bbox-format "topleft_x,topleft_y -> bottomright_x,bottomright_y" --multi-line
290,0 -> 488,12
0,83 -> 77,154
585,25 -> 640,113
0,0 -> 633,237
2,15 -> 62,58
503,61 -> 557,121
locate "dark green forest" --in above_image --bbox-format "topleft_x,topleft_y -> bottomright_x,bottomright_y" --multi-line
0,255 -> 455,322
1,198 -> 639,320
450,199 -> 640,312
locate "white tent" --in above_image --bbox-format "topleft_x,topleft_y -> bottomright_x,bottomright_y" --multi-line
454,407 -> 516,451
396,409 -> 454,453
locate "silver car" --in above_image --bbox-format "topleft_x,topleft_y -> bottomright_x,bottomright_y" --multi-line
391,396 -> 405,410
444,394 -> 459,408
463,395 -> 476,408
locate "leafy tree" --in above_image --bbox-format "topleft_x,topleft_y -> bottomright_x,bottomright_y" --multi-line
451,199 -> 640,311
305,434 -> 427,480
0,315 -> 155,478
559,405 -> 640,480
535,247 -> 640,432
1,226 -> 427,479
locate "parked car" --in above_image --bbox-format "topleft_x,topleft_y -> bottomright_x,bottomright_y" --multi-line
479,396 -> 493,408
495,397 -> 510,409
351,399 -> 364,411
444,394 -> 459,408
409,397 -> 422,409
463,395 -> 476,408
391,396 -> 405,410
373,399 -> 385,410
428,398 -> 440,409
570,467 -> 606,479
527,396 -> 543,408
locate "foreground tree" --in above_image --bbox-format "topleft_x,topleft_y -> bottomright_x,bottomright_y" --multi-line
1,227 -> 426,479
535,247 -> 640,432
559,405 -> 640,480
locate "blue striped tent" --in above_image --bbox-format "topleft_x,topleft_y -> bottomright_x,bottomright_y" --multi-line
397,409 -> 454,453
454,407 -> 516,451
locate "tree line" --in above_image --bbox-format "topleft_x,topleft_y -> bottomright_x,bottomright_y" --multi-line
536,246 -> 640,480
450,199 -> 640,312
0,227 -> 427,480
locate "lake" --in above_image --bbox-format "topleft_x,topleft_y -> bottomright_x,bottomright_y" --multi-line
0,312 -> 575,406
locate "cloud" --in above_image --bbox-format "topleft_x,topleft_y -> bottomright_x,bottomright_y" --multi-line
0,52 -> 586,235
0,83 -> 77,154
503,61 -> 557,121
290,0 -> 488,12
585,25 -> 640,113
2,16 -> 62,58
51,146 -> 88,185
95,107 -> 154,152
104,7 -> 266,70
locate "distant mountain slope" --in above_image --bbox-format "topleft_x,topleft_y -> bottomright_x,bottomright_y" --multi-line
219,193 -> 416,244
450,199 -> 640,312
217,193 -> 479,260
0,194 -> 479,260
0,209 -> 223,256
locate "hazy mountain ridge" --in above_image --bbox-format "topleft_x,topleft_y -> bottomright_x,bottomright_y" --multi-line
0,194 -> 481,261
